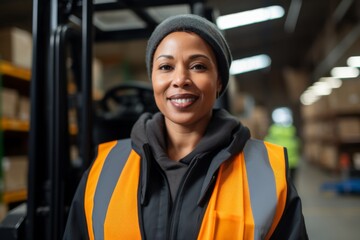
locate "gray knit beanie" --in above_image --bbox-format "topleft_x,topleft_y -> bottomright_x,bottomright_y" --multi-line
146,14 -> 232,96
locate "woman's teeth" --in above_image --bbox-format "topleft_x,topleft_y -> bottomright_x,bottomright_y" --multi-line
171,98 -> 195,103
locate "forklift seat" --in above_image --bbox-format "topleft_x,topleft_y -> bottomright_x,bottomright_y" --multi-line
93,81 -> 158,145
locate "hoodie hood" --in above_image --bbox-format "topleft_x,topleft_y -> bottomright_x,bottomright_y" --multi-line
131,109 -> 251,205
131,109 -> 250,161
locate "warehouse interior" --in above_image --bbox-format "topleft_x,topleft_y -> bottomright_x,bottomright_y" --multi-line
0,0 -> 360,239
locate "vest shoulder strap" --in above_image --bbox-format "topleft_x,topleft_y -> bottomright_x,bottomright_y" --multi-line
244,139 -> 288,239
198,139 -> 287,240
84,139 -> 142,240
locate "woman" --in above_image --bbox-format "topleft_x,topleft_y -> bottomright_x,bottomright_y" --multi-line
63,14 -> 308,239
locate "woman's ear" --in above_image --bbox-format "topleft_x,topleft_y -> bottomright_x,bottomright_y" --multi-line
218,78 -> 223,91
217,78 -> 222,99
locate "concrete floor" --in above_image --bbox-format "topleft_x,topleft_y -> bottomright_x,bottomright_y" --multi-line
295,161 -> 360,240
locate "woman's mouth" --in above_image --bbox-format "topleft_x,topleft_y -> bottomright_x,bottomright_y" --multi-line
168,94 -> 198,109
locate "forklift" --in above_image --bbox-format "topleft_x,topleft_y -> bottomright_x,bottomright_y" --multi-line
0,0 -> 230,239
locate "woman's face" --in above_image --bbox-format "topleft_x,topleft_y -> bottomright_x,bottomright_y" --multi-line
152,31 -> 221,128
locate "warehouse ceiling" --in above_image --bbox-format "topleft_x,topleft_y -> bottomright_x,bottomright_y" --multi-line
1,0 -> 360,114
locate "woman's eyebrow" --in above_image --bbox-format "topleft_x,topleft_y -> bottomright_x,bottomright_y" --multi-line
189,54 -> 210,61
155,54 -> 174,60
155,54 -> 211,61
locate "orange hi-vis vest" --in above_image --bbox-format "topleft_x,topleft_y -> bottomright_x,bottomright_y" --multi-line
84,139 -> 287,240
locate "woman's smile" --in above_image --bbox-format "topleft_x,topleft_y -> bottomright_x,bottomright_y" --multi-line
167,94 -> 199,109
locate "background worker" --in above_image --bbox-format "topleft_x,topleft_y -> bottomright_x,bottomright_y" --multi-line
265,107 -> 301,182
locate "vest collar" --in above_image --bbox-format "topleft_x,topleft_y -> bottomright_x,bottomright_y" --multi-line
139,143 -> 152,205
197,124 -> 250,205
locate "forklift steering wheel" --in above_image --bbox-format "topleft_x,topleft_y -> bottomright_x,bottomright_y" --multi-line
97,81 -> 158,119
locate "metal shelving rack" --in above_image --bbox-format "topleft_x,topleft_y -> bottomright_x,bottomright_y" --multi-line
0,61 -> 31,209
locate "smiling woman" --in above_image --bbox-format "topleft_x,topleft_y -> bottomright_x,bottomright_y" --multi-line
63,14 -> 308,240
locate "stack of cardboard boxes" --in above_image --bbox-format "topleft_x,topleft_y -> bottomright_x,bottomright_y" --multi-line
0,27 -> 32,221
301,79 -> 360,174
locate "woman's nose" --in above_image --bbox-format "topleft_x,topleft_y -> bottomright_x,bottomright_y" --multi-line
172,66 -> 190,88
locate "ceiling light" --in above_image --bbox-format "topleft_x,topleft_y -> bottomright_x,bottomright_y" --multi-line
330,66 -> 359,78
146,5 -> 190,23
216,5 -> 285,30
300,76 -> 342,105
347,56 -> 360,67
94,0 -> 117,3
94,10 -> 146,31
319,77 -> 342,88
230,54 -> 271,75
310,82 -> 332,96
300,90 -> 320,105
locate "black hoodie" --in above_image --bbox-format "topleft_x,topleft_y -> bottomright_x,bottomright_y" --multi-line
131,109 -> 250,203
128,109 -> 254,239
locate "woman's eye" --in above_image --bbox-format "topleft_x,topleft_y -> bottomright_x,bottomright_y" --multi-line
159,65 -> 173,71
191,64 -> 207,70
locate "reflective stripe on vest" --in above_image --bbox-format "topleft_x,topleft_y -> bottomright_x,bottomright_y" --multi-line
84,139 -> 287,240
84,139 -> 142,240
197,139 -> 287,240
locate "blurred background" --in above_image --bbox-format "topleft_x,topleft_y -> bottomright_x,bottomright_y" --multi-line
0,0 -> 360,239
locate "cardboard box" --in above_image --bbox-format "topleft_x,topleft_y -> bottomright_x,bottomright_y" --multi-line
301,96 -> 330,120
336,118 -> 360,142
329,80 -> 360,114
320,144 -> 338,170
238,106 -> 269,140
1,87 -> 19,118
2,156 -> 28,192
0,203 -> 8,223
303,141 -> 321,163
301,104 -> 316,120
302,122 -> 330,140
18,96 -> 30,121
0,27 -> 32,69
353,153 -> 360,170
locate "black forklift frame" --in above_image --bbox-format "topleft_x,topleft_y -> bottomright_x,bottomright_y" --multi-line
26,1 -> 94,239
24,1 -> 210,240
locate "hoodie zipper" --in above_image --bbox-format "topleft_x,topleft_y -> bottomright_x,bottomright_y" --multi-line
143,143 -> 175,240
166,157 -> 200,240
